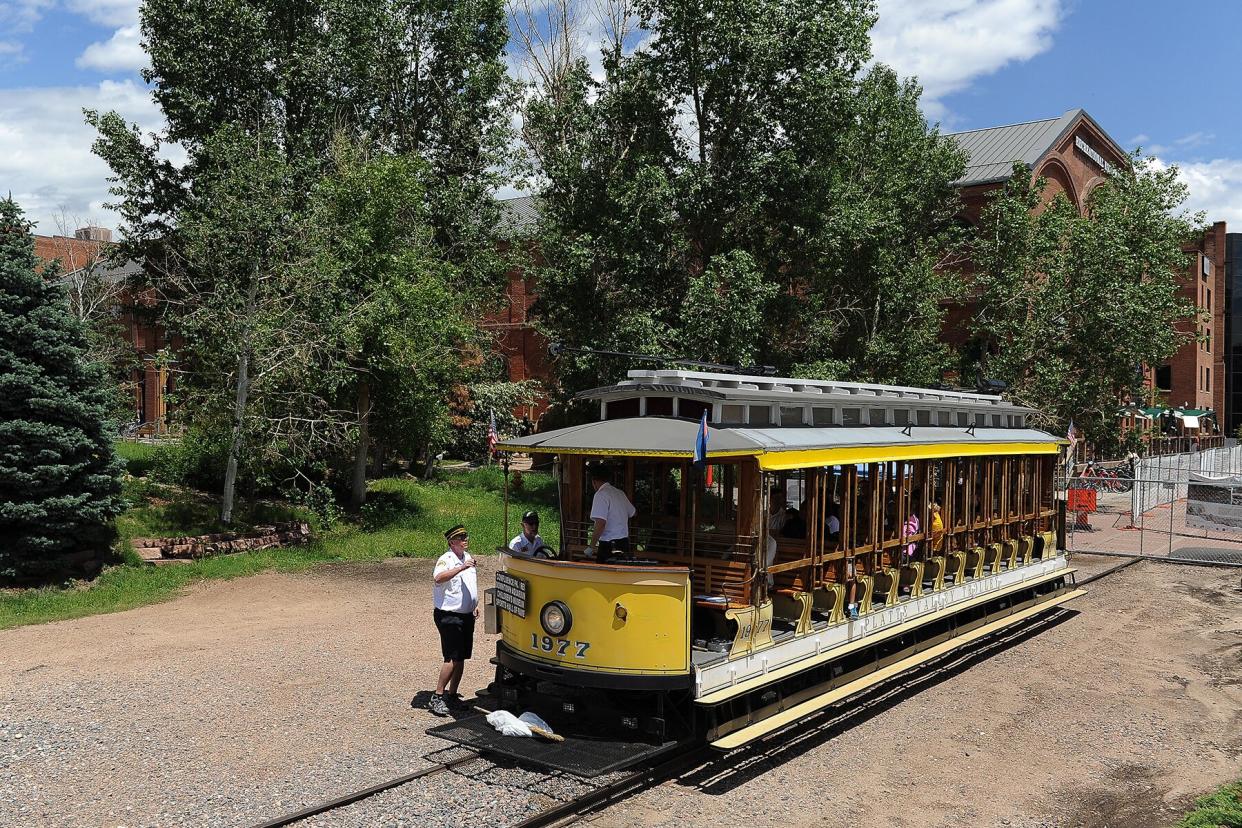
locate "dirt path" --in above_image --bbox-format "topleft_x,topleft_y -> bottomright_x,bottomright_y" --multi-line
0,555 -> 1238,827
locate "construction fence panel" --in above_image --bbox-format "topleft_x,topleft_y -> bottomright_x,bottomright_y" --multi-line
1067,452 -> 1242,566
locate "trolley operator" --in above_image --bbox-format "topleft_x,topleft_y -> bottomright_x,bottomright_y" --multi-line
585,464 -> 635,563
508,510 -> 548,557
426,524 -> 479,717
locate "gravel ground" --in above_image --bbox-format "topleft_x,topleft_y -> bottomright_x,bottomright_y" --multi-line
1,554 -> 1238,828
0,557 -> 511,828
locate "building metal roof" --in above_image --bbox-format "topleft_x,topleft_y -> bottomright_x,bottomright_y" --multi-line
949,108 -> 1126,187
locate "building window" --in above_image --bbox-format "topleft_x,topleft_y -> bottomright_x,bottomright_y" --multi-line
1207,367 -> 1211,392
1155,365 -> 1172,392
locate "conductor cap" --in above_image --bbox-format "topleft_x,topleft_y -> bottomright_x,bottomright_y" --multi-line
444,524 -> 468,541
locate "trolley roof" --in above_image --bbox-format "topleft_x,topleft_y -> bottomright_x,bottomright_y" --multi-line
579,369 -> 1035,413
495,417 -> 1062,470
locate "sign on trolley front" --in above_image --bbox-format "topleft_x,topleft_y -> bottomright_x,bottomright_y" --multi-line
494,571 -> 528,618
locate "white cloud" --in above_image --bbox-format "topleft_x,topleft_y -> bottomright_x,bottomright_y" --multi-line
1165,158 -> 1242,229
76,23 -> 145,72
0,39 -> 25,64
0,0 -> 53,30
0,0 -> 52,60
870,0 -> 1062,121
1175,131 -> 1214,149
65,0 -> 138,27
0,79 -> 164,234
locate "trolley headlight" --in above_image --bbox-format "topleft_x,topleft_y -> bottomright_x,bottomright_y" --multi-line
540,600 -> 572,637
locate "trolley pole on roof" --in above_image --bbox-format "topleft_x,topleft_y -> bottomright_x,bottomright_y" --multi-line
502,454 -> 510,548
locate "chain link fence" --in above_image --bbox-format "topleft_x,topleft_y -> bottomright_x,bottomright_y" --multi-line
1065,443 -> 1242,566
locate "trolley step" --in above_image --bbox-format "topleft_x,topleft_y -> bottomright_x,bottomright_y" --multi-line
708,587 -> 1086,750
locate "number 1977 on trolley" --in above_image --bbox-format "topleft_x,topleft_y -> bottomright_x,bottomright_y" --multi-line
531,633 -> 590,659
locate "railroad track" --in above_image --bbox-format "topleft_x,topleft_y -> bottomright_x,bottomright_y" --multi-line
248,557 -> 1138,828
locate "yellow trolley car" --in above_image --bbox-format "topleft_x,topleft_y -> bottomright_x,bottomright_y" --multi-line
488,369 -> 1081,750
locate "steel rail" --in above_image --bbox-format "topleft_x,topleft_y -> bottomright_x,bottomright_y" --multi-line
246,749 -> 482,828
506,747 -> 712,828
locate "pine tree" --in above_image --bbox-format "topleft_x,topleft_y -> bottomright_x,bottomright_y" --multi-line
0,197 -> 124,584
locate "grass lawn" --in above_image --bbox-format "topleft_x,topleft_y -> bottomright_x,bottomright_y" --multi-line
0,465 -> 558,630
113,439 -> 163,477
1176,778 -> 1242,827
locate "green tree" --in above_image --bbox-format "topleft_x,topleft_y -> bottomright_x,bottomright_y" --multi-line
969,159 -> 1200,443
306,145 -> 476,506
0,198 -> 125,584
519,0 -> 966,396
169,128 -> 329,523
87,0 -> 519,503
106,0 -> 516,284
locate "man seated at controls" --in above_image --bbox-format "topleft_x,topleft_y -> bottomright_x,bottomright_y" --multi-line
586,463 -> 635,563
508,510 -> 549,557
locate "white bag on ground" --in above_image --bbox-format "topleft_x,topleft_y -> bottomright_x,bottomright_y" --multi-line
486,709 -> 555,738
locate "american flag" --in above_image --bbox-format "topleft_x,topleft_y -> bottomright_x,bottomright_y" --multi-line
487,409 -> 499,455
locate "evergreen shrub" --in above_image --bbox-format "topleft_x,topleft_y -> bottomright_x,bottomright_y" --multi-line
0,198 -> 125,584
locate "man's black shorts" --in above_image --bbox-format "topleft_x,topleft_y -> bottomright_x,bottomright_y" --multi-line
434,608 -> 475,661
597,537 -> 631,563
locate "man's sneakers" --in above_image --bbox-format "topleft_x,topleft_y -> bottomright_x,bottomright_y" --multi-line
425,692 -> 469,716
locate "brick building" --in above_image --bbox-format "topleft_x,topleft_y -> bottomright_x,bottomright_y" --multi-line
943,109 -> 1133,346
31,227 -> 174,433
1155,222 -> 1226,416
945,110 -> 1225,432
486,195 -> 551,421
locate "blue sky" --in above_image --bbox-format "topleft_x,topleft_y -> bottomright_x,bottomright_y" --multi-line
1,0 -> 1239,233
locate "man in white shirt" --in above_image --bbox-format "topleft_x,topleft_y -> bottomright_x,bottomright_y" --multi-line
426,524 -> 479,717
508,511 -> 548,557
586,464 -> 635,563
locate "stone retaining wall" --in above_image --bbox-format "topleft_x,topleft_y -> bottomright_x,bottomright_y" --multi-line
131,522 -> 313,563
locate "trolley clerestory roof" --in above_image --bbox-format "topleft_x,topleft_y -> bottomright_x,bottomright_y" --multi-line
495,417 -> 1062,471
